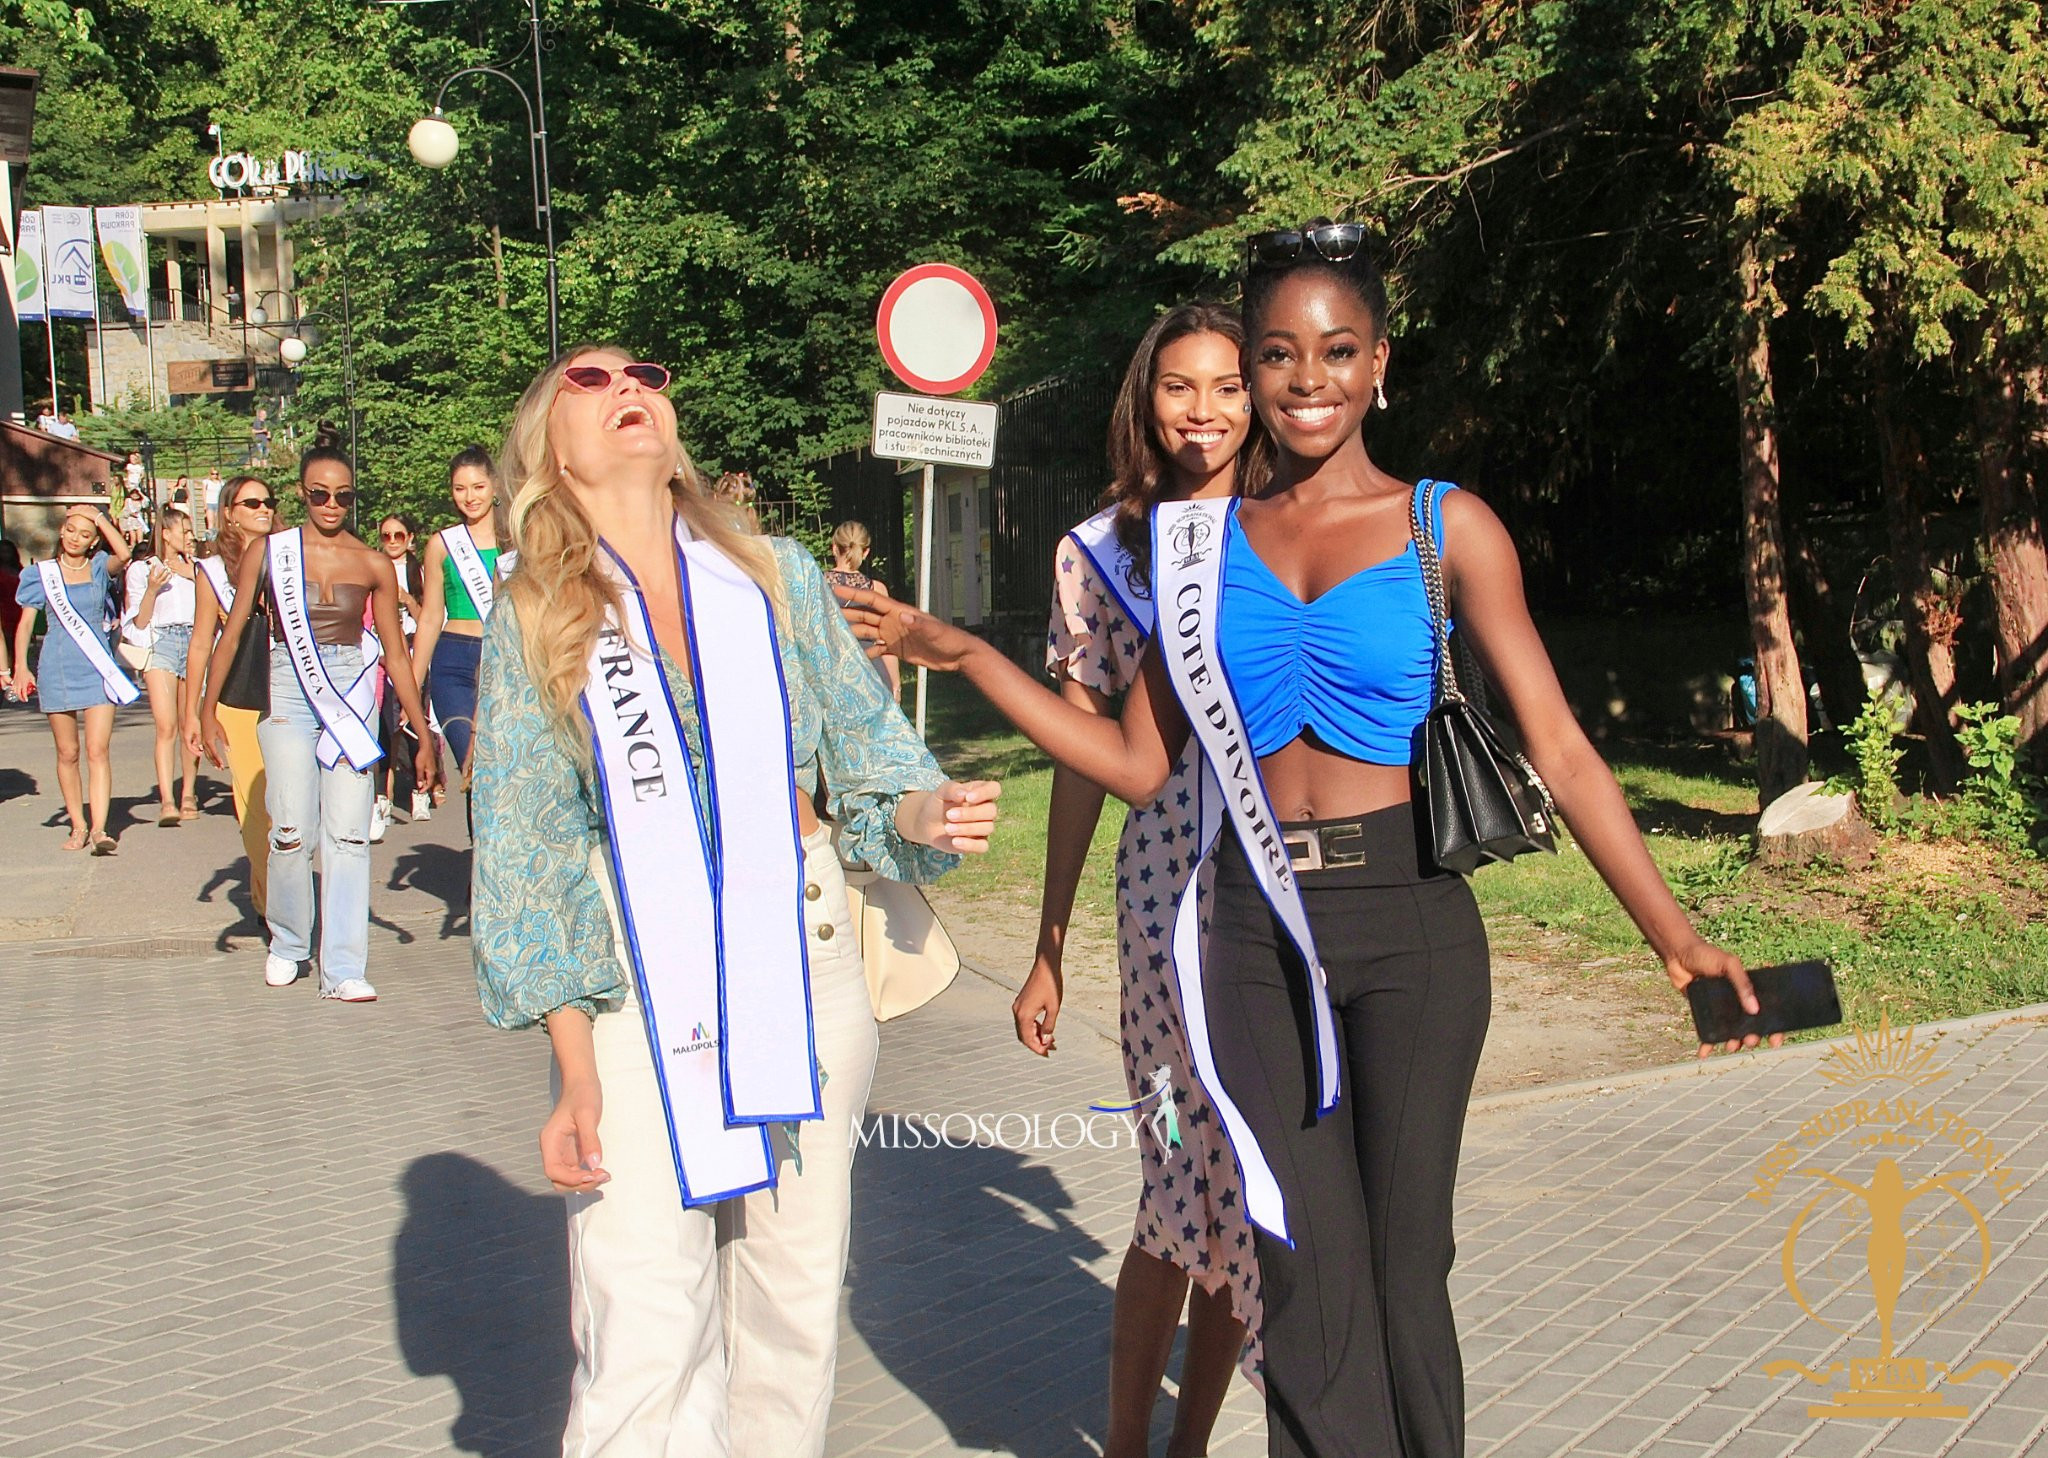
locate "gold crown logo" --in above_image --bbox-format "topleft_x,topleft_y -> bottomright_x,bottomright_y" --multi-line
1814,1012 -> 1948,1091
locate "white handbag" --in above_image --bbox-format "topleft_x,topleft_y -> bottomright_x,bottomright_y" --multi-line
840,865 -> 961,1021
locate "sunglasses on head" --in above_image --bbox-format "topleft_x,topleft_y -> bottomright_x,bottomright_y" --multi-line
1246,223 -> 1369,272
561,362 -> 672,393
305,487 -> 356,508
235,494 -> 275,511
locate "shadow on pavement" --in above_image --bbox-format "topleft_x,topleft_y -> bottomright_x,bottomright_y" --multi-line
389,843 -> 472,940
0,766 -> 34,802
394,1152 -> 572,1458
848,1137 -> 1113,1457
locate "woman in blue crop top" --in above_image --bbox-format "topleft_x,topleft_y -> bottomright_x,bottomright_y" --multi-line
848,227 -> 1772,1458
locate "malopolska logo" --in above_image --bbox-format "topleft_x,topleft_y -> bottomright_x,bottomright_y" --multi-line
671,1021 -> 716,1056
1754,1016 -> 2020,1420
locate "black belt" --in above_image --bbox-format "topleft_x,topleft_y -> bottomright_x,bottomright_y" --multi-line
1280,820 -> 1370,872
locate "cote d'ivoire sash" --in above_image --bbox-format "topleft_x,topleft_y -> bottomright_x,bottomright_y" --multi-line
36,559 -> 140,706
267,529 -> 384,772
583,518 -> 819,1206
197,555 -> 235,611
441,524 -> 502,619
1065,505 -> 1156,636
1154,497 -> 1340,1245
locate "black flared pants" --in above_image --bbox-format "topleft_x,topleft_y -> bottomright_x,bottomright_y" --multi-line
1206,806 -> 1491,1458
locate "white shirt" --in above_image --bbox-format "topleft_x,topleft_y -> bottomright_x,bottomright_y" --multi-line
123,559 -> 197,635
202,474 -> 224,507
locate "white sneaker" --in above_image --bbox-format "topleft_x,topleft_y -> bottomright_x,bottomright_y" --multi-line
322,978 -> 378,1003
264,953 -> 299,987
410,791 -> 433,823
370,797 -> 391,844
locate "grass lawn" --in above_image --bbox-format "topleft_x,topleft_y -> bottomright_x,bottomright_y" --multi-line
919,675 -> 2048,1036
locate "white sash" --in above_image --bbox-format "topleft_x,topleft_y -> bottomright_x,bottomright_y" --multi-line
441,524 -> 497,620
1065,505 -> 1154,636
36,560 -> 140,706
582,518 -> 819,1207
197,555 -> 235,612
1153,497 -> 1340,1245
267,529 -> 384,772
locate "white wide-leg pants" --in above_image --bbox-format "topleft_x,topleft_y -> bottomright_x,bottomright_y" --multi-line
561,825 -> 879,1458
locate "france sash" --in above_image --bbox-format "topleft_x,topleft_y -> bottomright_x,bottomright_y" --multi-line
582,517 -> 820,1206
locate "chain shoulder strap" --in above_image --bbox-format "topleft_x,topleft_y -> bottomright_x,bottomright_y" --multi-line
1409,478 -> 1464,706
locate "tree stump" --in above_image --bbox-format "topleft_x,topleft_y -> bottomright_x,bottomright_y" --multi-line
1757,782 -> 1878,868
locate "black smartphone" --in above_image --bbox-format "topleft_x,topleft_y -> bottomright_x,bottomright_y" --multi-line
1685,959 -> 1841,1045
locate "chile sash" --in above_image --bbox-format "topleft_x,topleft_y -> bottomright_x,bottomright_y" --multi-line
1064,505 -> 1155,637
197,555 -> 236,612
582,518 -> 820,1206
36,560 -> 140,706
267,529 -> 384,772
441,524 -> 500,620
1153,497 -> 1340,1244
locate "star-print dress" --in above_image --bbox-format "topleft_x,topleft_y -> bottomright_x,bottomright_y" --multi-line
1046,533 -> 1263,1381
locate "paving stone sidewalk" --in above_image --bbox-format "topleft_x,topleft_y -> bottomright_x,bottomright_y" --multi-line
3,693 -> 2047,1457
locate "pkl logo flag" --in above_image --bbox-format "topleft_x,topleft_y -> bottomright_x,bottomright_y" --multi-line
1089,1065 -> 1181,1149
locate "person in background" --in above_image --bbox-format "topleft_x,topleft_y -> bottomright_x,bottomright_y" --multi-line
119,485 -> 149,547
824,521 -> 901,699
127,506 -> 201,825
184,476 -> 278,917
712,468 -> 761,532
201,469 -> 226,538
35,401 -> 60,435
48,411 -> 79,440
0,540 -> 22,698
372,513 -> 429,840
248,407 -> 273,468
13,506 -> 133,853
410,445 -> 508,801
198,441 -> 434,1001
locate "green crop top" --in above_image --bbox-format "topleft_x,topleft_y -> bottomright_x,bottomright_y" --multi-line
441,544 -> 501,621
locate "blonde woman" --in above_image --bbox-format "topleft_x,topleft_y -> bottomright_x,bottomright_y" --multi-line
470,346 -> 1001,1458
184,476 -> 278,915
823,519 -> 899,697
126,505 -> 200,824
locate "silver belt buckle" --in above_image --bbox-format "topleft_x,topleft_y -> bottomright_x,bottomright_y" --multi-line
1281,828 -> 1322,872
1321,823 -> 1369,869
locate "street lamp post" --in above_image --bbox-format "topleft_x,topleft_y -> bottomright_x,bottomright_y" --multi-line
244,289 -> 359,514
406,0 -> 560,357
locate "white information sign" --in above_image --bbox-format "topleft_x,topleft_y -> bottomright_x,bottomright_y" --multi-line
870,391 -> 999,470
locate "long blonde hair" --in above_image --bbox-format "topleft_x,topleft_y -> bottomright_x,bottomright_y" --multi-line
500,347 -> 786,755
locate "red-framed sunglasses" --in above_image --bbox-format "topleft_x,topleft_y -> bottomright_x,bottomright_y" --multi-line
561,362 -> 671,394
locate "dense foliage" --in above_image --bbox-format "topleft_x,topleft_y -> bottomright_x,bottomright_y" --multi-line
10,0 -> 2048,768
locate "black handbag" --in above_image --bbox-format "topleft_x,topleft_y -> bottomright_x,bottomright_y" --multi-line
1411,479 -> 1558,874
218,579 -> 270,714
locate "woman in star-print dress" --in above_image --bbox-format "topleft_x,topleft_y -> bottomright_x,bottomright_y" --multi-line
1019,303 -> 1266,1456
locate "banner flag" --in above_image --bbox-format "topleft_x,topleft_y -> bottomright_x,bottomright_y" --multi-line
94,207 -> 147,321
42,206 -> 96,320
14,209 -> 44,323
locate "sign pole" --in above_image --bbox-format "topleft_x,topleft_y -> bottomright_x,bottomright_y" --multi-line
916,460 -> 935,739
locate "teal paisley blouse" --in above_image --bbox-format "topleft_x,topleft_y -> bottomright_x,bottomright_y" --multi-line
471,535 -> 956,1030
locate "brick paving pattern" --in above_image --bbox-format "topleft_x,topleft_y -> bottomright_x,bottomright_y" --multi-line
3,706 -> 2046,1456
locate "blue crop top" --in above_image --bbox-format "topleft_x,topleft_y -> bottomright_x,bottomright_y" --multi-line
1216,481 -> 1453,764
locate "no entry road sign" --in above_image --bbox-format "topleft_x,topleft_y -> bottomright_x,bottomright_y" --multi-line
875,263 -> 997,396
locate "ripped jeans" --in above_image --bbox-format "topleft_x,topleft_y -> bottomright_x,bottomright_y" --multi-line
256,643 -> 376,987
